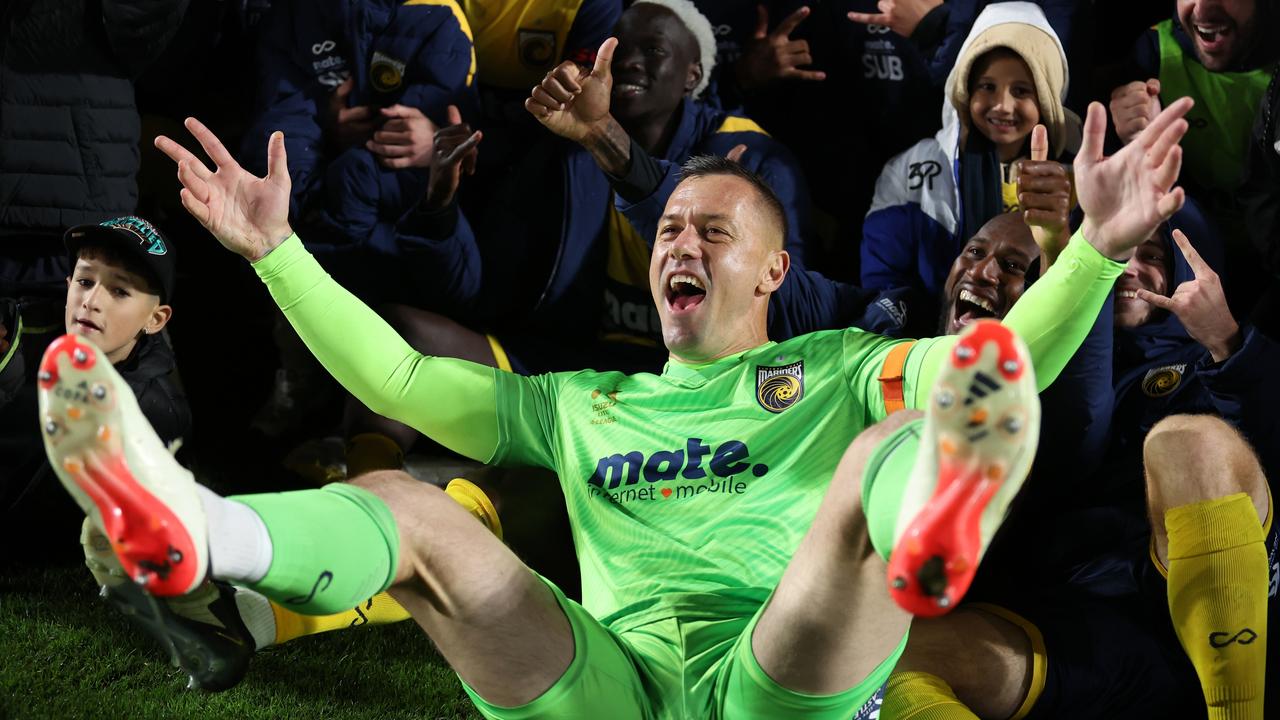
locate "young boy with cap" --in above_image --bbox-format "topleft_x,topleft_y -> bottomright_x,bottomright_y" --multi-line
0,215 -> 189,545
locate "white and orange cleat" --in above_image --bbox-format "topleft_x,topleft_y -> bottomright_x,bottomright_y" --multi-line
39,334 -> 207,597
886,320 -> 1039,617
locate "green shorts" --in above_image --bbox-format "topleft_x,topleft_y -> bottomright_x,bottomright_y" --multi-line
461,578 -> 906,720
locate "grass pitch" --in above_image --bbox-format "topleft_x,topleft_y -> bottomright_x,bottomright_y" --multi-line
1,562 -> 481,720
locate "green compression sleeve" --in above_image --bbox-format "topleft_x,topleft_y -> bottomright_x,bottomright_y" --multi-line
906,229 -> 1124,407
252,235 -> 501,462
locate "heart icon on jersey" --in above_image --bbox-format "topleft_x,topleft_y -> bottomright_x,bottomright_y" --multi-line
661,488 -> 672,498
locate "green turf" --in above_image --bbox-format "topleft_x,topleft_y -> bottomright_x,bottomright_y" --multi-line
0,563 -> 481,720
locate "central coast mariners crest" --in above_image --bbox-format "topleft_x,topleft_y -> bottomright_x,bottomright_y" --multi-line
756,361 -> 804,413
370,51 -> 406,93
1142,363 -> 1186,397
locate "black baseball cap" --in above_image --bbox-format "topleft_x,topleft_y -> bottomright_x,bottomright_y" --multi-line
64,216 -> 177,303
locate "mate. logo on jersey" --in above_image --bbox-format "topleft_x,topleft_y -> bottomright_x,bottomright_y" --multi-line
370,51 -> 406,93
756,361 -> 804,413
1141,364 -> 1185,397
586,438 -> 770,505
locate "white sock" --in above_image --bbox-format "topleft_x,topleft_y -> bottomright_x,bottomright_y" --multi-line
197,484 -> 273,584
231,586 -> 278,650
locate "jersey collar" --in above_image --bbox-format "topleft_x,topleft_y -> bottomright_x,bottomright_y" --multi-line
661,342 -> 778,387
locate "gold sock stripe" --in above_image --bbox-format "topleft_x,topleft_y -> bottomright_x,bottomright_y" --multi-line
883,671 -> 978,719
968,603 -> 1048,720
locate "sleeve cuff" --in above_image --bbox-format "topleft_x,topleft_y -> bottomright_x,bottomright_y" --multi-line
606,137 -> 665,203
1058,228 -> 1127,279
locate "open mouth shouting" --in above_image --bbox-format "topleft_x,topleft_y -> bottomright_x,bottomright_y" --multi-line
950,287 -> 1000,331
664,271 -> 707,316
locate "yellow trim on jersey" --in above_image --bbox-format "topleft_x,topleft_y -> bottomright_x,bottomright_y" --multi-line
970,603 -> 1048,720
486,334 -> 514,372
715,116 -> 770,136
1150,483 -> 1274,578
460,0 -> 586,90
605,205 -> 652,288
404,0 -> 478,86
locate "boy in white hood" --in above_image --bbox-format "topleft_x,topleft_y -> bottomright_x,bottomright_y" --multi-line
860,2 -> 1079,312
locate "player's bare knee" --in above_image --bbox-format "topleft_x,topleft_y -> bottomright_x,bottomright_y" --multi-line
897,606 -> 1032,717
1144,414 -> 1263,512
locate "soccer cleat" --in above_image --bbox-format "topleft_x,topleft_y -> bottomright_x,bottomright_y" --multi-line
82,519 -> 254,691
886,320 -> 1040,617
39,334 -> 207,596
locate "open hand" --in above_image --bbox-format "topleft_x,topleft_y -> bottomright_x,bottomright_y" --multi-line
847,0 -> 944,39
736,5 -> 825,90
155,118 -> 293,262
368,104 -> 438,169
1136,229 -> 1241,362
424,105 -> 482,210
326,78 -> 376,148
1109,79 -> 1162,146
1017,125 -> 1073,269
525,37 -> 618,143
1075,97 -> 1192,260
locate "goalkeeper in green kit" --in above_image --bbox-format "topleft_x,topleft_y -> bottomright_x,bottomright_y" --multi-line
38,33 -> 1196,718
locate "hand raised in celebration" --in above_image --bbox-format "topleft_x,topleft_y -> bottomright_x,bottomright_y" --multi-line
424,105 -> 482,210
1136,229 -> 1241,362
155,118 -> 293,262
525,37 -> 619,144
847,0 -> 944,40
1075,97 -> 1192,260
1017,125 -> 1073,269
736,5 -> 825,90
1109,79 -> 1162,146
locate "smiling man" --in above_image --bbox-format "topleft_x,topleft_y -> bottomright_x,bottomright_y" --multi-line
940,212 -> 1040,335
39,42 -> 1194,718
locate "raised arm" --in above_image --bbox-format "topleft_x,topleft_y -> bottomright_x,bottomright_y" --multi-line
154,118 -> 509,462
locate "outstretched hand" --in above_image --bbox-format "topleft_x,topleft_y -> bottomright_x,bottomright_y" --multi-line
1075,97 -> 1192,260
424,105 -> 482,210
847,0 -> 943,40
1136,229 -> 1241,362
525,37 -> 618,143
154,118 -> 293,262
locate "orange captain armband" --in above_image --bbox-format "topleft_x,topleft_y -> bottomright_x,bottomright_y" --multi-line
878,341 -> 915,415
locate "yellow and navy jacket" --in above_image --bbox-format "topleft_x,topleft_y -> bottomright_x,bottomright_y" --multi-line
240,0 -> 477,225
460,0 -> 620,91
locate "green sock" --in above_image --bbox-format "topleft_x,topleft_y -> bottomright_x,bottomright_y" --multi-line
860,419 -> 924,560
230,483 -> 400,615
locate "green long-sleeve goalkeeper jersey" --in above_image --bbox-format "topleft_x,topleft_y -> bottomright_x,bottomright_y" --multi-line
255,231 -> 1121,632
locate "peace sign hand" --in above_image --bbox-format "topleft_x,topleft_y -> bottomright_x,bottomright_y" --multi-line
155,118 -> 293,262
736,5 -> 826,90
1134,229 -> 1241,362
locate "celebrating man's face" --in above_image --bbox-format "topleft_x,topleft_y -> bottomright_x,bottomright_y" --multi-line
941,213 -> 1040,336
1177,0 -> 1257,71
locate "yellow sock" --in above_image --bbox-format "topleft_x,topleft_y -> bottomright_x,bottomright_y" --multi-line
444,477 -> 503,540
345,432 -> 404,478
881,671 -> 979,719
1166,493 -> 1268,720
267,477 -> 503,645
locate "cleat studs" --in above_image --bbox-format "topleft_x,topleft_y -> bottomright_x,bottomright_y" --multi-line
64,459 -> 82,474
937,389 -> 955,408
38,370 -> 52,382
955,345 -> 974,361
936,595 -> 952,609
891,576 -> 908,590
1000,416 -> 1022,434
168,548 -> 184,564
73,348 -> 88,364
67,407 -> 83,420
92,384 -> 107,400
97,425 -> 111,442
99,586 -> 110,599
45,419 -> 58,435
1002,360 -> 1019,374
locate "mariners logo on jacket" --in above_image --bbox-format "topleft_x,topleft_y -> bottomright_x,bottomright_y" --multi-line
756,361 -> 804,413
518,29 -> 556,69
1141,364 -> 1185,397
370,51 -> 406,93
